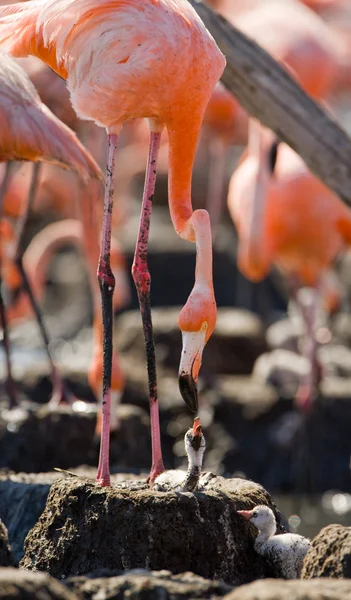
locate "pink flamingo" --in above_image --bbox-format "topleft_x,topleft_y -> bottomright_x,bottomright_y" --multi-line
220,0 -> 340,100
202,82 -> 247,239
0,53 -> 101,406
228,120 -> 351,412
0,0 -> 225,486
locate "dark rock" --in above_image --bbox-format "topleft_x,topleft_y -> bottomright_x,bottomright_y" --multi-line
0,520 -> 14,566
67,569 -> 233,599
215,374 -> 351,493
0,470 -> 144,564
20,475 -> 282,583
224,579 -> 351,600
0,404 -> 96,472
0,568 -> 78,600
117,308 -> 267,377
302,524 -> 351,579
214,377 -> 292,487
0,471 -> 61,563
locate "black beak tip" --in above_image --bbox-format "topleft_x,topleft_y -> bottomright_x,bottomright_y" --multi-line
179,373 -> 198,413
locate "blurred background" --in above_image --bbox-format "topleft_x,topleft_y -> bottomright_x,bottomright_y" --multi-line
1,0 -> 351,539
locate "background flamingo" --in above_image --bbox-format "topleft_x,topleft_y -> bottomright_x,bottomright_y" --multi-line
228,120 -> 351,412
0,53 -> 101,407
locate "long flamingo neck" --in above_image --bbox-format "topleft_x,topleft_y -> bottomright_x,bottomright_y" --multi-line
244,120 -> 273,274
248,118 -> 264,160
255,523 -> 276,549
192,210 -> 213,286
24,219 -> 82,294
167,118 -> 202,242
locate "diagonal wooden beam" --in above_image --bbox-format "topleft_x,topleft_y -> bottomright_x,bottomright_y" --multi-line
189,0 -> 351,207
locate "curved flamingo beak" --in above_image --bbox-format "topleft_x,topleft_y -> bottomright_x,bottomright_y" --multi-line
237,510 -> 253,521
178,329 -> 206,413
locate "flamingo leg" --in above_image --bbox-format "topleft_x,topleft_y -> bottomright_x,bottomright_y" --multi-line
131,129 -> 165,484
96,132 -> 118,487
206,138 -> 227,242
295,285 -> 320,412
0,274 -> 17,407
13,163 -> 72,407
0,162 -> 14,212
0,162 -> 17,407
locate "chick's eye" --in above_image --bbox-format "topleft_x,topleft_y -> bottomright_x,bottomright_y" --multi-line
252,511 -> 258,517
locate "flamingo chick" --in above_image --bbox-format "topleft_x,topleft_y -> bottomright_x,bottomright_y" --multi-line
0,0 -> 225,485
154,417 -> 206,492
238,506 -> 311,579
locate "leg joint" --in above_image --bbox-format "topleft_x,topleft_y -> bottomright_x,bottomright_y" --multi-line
131,263 -> 151,293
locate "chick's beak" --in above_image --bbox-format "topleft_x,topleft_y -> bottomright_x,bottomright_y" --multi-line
193,416 -> 202,436
191,416 -> 203,451
178,330 -> 206,413
237,510 -> 253,521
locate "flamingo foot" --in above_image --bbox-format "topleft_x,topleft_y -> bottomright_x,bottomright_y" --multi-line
96,469 -> 111,487
47,364 -> 75,407
147,458 -> 165,485
295,383 -> 314,413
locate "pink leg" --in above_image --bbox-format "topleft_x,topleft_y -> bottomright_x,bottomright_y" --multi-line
0,162 -> 14,212
13,163 -> 73,407
96,133 -> 118,487
296,286 -> 320,413
0,276 -> 17,408
131,130 -> 165,484
0,162 -> 17,407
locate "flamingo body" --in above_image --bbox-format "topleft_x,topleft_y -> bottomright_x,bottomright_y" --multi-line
229,142 -> 351,286
0,0 -> 224,133
0,53 -> 100,178
233,1 -> 339,99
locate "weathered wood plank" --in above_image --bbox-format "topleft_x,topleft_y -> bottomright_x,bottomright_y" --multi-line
189,0 -> 351,206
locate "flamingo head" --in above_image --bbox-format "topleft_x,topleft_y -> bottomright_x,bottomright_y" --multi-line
178,287 -> 216,413
184,416 -> 206,465
237,505 -> 276,536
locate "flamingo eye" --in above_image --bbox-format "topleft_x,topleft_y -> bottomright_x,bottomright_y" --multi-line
252,511 -> 258,518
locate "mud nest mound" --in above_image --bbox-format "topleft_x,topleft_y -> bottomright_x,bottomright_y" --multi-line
21,475 -> 283,584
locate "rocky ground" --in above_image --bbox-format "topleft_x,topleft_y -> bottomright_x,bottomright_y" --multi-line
1,469 -> 351,599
